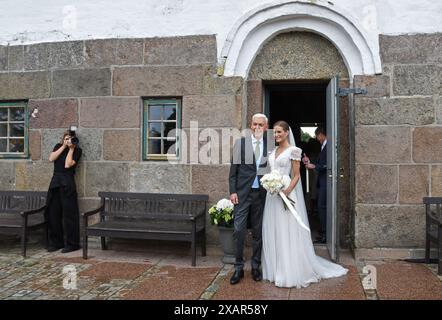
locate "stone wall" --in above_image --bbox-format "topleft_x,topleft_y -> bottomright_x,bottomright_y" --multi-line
354,33 -> 442,249
0,35 -> 243,244
1,31 -> 441,251
248,32 -> 348,81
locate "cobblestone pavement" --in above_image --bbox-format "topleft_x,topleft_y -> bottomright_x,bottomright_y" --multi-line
0,239 -> 440,300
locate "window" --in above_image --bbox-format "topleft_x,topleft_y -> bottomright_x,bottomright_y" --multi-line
0,101 -> 28,158
300,125 -> 318,143
143,98 -> 181,160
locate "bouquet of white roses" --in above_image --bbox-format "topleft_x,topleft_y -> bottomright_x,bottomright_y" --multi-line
260,170 -> 296,210
208,198 -> 234,227
260,171 -> 285,195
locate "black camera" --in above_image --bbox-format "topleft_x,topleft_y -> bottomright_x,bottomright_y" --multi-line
68,126 -> 79,145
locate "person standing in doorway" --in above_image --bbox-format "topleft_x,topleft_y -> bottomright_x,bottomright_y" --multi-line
303,127 -> 327,244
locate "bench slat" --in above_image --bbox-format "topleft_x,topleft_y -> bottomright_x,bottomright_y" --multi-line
101,211 -> 202,220
0,213 -> 45,228
98,191 -> 208,201
88,221 -> 202,233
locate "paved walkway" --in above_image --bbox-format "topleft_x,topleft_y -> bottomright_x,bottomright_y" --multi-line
0,238 -> 441,300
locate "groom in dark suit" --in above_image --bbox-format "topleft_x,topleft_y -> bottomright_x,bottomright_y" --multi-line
303,127 -> 328,244
229,114 -> 270,285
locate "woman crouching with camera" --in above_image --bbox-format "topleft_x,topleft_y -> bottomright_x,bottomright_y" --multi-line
45,130 -> 82,253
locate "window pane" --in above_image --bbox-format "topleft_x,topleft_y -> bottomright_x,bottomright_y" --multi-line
163,122 -> 177,138
164,139 -> 176,155
10,123 -> 24,137
9,139 -> 24,153
148,139 -> 161,154
0,139 -> 6,152
143,100 -> 181,159
148,122 -> 162,138
148,105 -> 162,121
164,105 -> 176,120
0,124 -> 6,137
9,107 -> 24,121
0,109 -> 7,121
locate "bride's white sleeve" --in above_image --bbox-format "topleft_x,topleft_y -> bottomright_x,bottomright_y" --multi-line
289,146 -> 302,161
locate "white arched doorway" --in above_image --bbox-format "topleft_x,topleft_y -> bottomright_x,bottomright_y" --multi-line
220,1 -> 380,261
220,0 -> 382,79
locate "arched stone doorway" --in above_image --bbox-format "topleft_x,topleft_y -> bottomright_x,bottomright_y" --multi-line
245,31 -> 352,250
218,0 -> 383,257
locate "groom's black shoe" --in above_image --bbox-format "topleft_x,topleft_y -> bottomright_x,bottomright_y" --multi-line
230,269 -> 244,285
251,268 -> 262,282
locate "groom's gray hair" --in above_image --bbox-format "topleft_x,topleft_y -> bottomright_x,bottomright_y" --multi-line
252,113 -> 268,124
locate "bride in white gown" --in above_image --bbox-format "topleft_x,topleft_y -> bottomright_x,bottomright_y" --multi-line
262,121 -> 348,288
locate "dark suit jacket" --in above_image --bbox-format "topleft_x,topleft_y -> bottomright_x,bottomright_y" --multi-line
229,135 -> 269,204
315,145 -> 327,189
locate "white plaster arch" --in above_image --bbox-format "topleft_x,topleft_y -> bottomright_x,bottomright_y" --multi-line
221,0 -> 382,78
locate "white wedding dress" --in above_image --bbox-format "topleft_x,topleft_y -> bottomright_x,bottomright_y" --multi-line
262,145 -> 348,288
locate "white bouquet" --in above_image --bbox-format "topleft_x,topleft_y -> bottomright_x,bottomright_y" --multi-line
260,170 -> 286,195
260,171 -> 296,210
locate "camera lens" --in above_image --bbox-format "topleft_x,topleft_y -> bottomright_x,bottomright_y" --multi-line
71,137 -> 79,145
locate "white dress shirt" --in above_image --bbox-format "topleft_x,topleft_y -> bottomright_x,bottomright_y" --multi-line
321,139 -> 327,151
251,135 -> 263,189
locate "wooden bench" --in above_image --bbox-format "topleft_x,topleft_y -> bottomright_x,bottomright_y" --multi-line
0,191 -> 47,257
82,192 -> 208,266
424,197 -> 442,275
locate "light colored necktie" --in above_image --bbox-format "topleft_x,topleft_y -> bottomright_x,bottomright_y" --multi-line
254,140 -> 261,163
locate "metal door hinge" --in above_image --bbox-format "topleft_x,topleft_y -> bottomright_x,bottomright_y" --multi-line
338,88 -> 367,97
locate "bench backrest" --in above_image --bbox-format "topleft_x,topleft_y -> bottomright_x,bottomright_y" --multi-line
423,197 -> 442,205
0,191 -> 47,213
98,192 -> 208,219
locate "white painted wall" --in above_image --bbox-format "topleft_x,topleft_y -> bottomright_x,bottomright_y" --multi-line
0,0 -> 441,56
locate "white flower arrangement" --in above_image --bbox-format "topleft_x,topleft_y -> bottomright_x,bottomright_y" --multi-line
209,198 -> 234,227
215,198 -> 234,211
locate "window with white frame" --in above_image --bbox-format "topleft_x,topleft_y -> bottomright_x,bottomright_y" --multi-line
0,101 -> 28,158
143,98 -> 181,160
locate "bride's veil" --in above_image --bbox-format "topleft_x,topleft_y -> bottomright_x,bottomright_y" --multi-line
288,127 -> 311,230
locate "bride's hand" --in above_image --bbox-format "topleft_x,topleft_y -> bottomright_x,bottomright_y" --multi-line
282,188 -> 292,197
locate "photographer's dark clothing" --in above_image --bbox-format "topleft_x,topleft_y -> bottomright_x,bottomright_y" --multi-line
45,144 -> 82,250
50,144 -> 81,181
